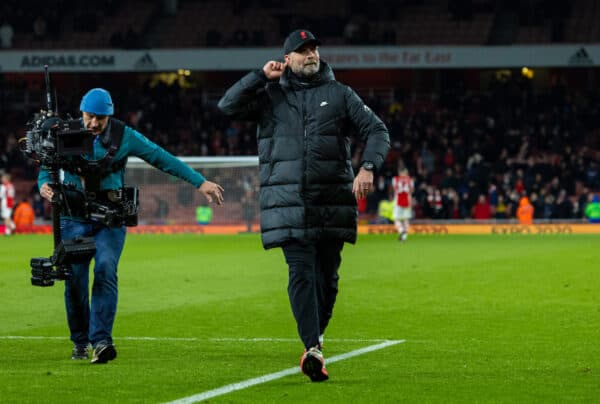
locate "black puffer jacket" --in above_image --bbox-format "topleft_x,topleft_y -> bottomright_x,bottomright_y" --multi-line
218,62 -> 390,249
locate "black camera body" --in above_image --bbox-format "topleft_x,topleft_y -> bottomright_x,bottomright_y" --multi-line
55,118 -> 95,156
22,113 -> 94,165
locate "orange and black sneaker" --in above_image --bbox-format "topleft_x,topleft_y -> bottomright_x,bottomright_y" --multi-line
300,346 -> 329,382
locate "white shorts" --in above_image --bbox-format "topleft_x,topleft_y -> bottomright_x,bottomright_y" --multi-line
1,206 -> 12,220
393,206 -> 412,220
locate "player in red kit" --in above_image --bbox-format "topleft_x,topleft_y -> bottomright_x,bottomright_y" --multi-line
0,173 -> 16,236
392,167 -> 414,242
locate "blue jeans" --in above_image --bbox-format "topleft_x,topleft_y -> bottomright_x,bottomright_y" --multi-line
60,218 -> 126,348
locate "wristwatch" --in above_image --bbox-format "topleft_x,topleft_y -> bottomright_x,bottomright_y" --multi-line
361,161 -> 374,171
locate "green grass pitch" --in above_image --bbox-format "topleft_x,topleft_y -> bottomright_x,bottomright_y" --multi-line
1,233 -> 599,403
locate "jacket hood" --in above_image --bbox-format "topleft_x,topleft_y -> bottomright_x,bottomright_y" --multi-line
280,60 -> 335,89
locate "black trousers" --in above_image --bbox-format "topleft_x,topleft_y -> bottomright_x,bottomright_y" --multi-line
282,239 -> 344,349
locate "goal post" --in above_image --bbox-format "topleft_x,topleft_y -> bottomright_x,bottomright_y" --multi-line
125,156 -> 259,226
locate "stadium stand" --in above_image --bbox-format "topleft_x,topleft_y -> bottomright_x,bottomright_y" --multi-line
4,0 -> 599,49
3,0 -> 157,50
564,0 -> 600,43
142,0 -> 578,48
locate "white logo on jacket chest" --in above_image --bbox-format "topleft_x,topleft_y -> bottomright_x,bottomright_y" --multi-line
320,101 -> 328,107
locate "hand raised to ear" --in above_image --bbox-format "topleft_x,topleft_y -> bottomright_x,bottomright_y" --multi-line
263,60 -> 287,80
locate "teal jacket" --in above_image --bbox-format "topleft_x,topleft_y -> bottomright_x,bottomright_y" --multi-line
38,122 -> 205,193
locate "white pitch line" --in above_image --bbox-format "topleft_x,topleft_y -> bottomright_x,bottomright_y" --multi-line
164,339 -> 405,404
0,336 -> 199,342
0,336 -> 65,340
209,337 -> 390,343
0,336 -> 389,343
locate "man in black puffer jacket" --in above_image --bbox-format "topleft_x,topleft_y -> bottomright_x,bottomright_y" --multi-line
218,29 -> 390,382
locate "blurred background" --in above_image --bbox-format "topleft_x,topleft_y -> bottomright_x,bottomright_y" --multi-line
0,0 -> 599,228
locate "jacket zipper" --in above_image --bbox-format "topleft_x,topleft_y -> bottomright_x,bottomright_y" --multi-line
301,91 -> 308,230
301,90 -> 308,195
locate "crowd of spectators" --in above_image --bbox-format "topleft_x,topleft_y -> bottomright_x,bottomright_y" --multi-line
1,72 -> 599,221
364,73 -> 599,221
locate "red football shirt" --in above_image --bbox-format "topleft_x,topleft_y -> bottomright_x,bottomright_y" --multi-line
392,175 -> 413,208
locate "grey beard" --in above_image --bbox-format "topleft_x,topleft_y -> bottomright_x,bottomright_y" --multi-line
294,61 -> 320,77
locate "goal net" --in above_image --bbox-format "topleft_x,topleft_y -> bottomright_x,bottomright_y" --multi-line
125,156 -> 259,226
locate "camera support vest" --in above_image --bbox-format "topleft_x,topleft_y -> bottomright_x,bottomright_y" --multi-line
65,118 -> 126,193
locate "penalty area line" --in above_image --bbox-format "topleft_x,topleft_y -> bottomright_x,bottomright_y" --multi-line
164,339 -> 405,404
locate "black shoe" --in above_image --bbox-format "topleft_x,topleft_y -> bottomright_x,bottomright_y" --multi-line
71,344 -> 89,360
300,347 -> 329,382
91,342 -> 117,364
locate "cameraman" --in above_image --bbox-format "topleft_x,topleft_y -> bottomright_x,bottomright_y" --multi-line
38,88 -> 224,364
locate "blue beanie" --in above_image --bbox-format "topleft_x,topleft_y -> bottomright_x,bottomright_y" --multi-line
80,88 -> 114,116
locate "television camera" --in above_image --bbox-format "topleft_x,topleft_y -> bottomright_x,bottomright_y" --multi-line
19,66 -> 138,286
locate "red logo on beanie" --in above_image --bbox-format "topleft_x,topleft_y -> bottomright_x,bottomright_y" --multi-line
300,31 -> 307,39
